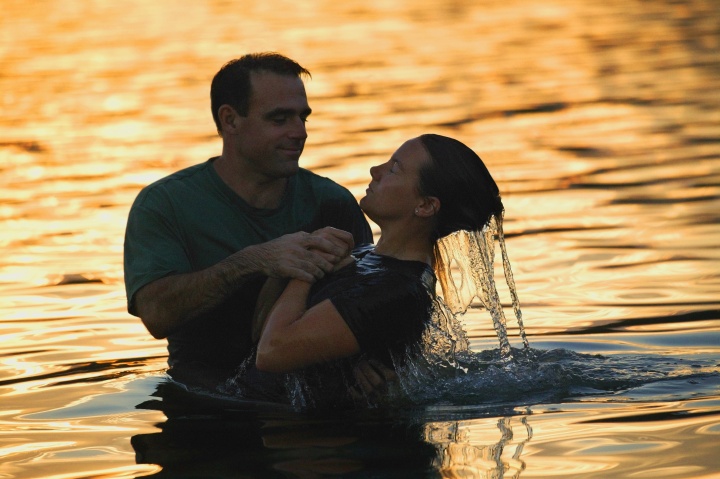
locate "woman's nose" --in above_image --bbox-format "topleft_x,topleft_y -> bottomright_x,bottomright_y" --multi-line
370,164 -> 379,179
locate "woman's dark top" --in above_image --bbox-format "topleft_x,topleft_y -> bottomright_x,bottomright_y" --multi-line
233,244 -> 436,409
309,243 -> 436,359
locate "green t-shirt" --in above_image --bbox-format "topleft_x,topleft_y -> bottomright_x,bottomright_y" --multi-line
123,158 -> 372,374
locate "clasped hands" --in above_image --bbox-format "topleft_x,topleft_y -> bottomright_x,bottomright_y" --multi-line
258,226 -> 356,283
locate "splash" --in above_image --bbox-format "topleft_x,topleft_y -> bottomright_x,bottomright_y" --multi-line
391,345 -> 720,409
433,215 -> 529,361
221,214 -> 535,410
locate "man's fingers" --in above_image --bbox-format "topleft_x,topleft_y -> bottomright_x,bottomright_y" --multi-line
304,250 -> 336,274
309,227 -> 354,256
254,230 -> 356,281
353,368 -> 378,397
367,358 -> 398,382
353,359 -> 389,397
274,255 -> 333,281
258,234 -> 337,277
313,226 -> 354,244
348,385 -> 365,401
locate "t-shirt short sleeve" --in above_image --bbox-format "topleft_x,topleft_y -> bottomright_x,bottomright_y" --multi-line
124,188 -> 191,315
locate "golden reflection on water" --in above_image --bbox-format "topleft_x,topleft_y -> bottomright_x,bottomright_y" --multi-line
1,0 -> 719,477
524,400 -> 720,478
426,416 -> 533,478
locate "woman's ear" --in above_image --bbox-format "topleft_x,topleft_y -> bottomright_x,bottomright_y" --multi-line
415,196 -> 440,217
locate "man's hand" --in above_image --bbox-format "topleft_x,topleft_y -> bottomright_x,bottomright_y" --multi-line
311,226 -> 355,273
310,226 -> 354,263
252,227 -> 354,282
350,358 -> 398,403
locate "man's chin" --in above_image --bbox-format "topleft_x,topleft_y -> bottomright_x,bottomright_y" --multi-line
278,161 -> 300,177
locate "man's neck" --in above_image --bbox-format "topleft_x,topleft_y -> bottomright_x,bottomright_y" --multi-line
213,155 -> 288,209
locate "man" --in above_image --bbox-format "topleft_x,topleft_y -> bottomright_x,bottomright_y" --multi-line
124,53 -> 373,388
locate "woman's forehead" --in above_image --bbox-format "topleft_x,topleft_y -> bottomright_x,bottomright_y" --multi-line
395,138 -> 431,169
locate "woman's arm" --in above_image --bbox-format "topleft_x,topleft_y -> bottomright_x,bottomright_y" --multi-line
252,251 -> 355,343
255,279 -> 361,373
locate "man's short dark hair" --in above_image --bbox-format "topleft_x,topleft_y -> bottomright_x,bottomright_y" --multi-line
210,52 -> 311,134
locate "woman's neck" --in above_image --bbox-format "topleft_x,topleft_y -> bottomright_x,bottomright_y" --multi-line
374,228 -> 434,265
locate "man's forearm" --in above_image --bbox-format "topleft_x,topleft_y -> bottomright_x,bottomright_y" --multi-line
135,245 -> 266,339
133,228 -> 354,339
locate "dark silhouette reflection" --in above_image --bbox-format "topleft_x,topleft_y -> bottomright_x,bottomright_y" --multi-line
132,381 -> 531,478
132,381 -> 437,478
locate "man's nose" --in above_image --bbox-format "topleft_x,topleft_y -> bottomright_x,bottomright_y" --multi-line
288,117 -> 307,139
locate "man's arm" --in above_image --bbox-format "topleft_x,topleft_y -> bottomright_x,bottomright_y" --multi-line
134,228 -> 354,339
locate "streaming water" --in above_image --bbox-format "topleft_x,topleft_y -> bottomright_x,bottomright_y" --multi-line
1,0 -> 719,478
434,218 -> 530,360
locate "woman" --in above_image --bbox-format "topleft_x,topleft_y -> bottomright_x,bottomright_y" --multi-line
242,134 -> 511,408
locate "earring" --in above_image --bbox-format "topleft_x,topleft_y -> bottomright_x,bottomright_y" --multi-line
415,208 -> 419,215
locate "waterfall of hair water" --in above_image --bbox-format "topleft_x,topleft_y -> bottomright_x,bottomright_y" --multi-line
430,215 -> 528,362
387,215 -> 530,406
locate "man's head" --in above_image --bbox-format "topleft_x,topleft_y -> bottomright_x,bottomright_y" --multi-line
211,52 -> 311,135
212,53 -> 313,181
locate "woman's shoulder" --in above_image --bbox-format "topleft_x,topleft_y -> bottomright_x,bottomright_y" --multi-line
353,246 -> 435,290
351,243 -> 375,257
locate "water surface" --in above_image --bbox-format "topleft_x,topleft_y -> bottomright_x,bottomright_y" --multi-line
1,0 -> 719,477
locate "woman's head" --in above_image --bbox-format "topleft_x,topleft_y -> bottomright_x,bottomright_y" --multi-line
417,134 -> 503,241
360,134 -> 502,243
360,138 -> 435,226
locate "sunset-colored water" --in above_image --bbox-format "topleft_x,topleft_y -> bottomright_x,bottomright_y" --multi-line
1,0 -> 719,478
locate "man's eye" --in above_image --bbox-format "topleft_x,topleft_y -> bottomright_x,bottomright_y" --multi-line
271,116 -> 286,124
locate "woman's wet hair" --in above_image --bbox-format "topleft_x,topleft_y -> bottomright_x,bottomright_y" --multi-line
417,134 -> 503,240
210,52 -> 310,133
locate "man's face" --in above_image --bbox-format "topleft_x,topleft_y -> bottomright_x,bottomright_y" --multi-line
234,71 -> 311,179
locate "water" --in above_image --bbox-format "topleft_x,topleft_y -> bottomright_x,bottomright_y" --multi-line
1,0 -> 719,477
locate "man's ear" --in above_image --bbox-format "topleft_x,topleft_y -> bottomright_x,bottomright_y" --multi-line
218,104 -> 240,134
415,196 -> 440,217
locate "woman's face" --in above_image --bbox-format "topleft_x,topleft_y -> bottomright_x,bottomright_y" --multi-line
359,137 -> 432,224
